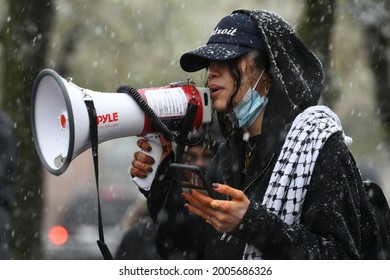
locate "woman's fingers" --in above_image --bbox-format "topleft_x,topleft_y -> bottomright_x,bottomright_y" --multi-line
132,158 -> 153,173
212,183 -> 247,201
182,190 -> 231,232
182,185 -> 250,233
186,188 -> 214,205
130,148 -> 156,178
131,136 -> 173,179
136,135 -> 173,162
130,167 -> 148,178
136,138 -> 152,152
184,201 -> 212,222
133,151 -> 155,165
183,190 -> 212,214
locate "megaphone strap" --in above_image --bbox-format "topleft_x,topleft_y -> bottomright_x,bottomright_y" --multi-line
85,99 -> 114,260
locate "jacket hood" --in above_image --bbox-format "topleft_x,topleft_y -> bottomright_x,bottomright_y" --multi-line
235,9 -> 324,112
215,10 -> 325,140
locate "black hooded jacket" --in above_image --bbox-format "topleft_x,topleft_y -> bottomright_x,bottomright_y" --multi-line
142,9 -> 388,259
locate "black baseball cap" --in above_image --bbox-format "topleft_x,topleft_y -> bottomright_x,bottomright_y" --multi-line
180,12 -> 265,72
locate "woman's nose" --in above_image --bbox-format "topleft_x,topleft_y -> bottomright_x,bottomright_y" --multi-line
207,62 -> 220,79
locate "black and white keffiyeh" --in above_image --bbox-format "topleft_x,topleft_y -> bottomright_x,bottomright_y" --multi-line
243,105 -> 352,260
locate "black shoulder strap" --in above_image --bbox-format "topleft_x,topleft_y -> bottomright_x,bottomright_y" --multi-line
85,99 -> 113,260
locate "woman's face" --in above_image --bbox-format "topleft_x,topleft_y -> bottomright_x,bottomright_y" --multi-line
206,56 -> 255,113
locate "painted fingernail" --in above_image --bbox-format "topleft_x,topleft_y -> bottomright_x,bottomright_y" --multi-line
147,157 -> 155,165
212,183 -> 219,189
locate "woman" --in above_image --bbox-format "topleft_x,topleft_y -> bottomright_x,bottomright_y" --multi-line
131,9 -> 387,259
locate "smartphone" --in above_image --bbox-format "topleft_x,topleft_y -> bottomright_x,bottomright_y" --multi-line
169,163 -> 215,198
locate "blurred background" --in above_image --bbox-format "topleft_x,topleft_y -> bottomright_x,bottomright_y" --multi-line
0,0 -> 389,259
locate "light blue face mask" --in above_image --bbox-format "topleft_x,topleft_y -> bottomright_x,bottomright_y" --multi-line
228,71 -> 268,129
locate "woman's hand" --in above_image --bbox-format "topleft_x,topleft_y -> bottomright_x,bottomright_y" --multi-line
130,135 -> 172,178
182,183 -> 250,233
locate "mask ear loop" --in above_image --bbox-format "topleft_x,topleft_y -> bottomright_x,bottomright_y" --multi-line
252,69 -> 265,90
248,69 -> 265,104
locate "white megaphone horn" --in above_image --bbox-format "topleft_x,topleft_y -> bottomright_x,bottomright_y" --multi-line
31,69 -> 212,189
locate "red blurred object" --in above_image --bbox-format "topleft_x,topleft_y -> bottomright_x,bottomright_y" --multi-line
48,225 -> 69,246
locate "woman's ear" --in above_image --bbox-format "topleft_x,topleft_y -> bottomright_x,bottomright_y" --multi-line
262,72 -> 272,96
263,71 -> 271,84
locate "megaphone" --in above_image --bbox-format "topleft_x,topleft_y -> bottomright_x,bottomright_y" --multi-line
31,69 -> 212,189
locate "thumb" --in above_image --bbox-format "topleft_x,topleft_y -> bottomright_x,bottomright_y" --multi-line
160,135 -> 173,161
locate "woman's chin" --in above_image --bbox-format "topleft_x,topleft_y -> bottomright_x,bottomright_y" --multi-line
211,101 -> 228,113
213,106 -> 227,114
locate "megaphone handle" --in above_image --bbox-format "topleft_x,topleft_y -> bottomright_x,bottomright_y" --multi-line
133,134 -> 163,191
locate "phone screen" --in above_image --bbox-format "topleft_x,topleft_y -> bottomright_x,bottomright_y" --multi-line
169,163 -> 214,197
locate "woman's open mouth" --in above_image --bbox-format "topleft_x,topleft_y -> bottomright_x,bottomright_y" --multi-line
209,85 -> 222,98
